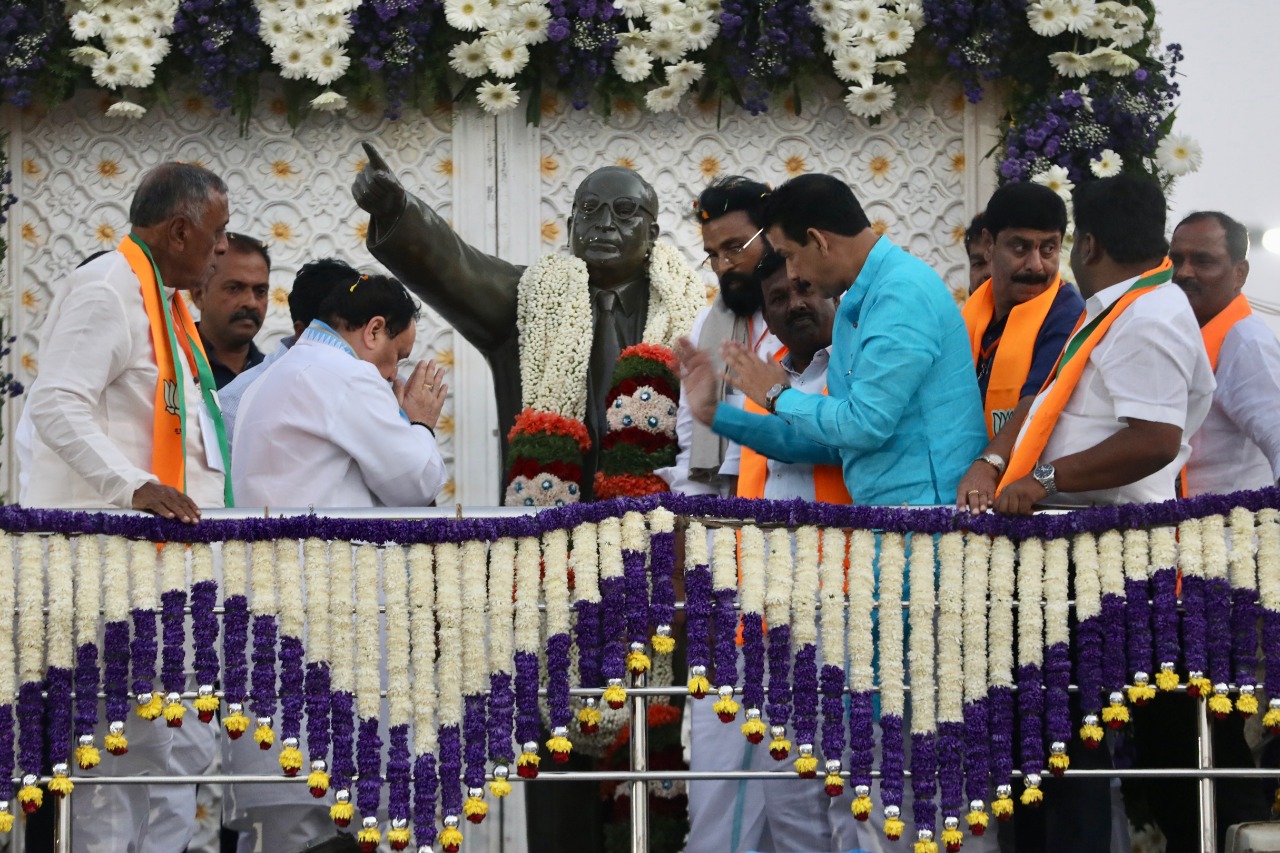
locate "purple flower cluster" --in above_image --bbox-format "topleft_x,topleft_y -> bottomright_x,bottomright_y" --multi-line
848,691 -> 874,788
357,716 -> 384,816
988,685 -> 1014,790
250,614 -> 278,720
819,663 -> 844,764
937,719 -> 964,818
649,529 -> 676,629
962,697 -> 988,804
623,547 -> 649,645
349,0 -> 443,119
910,730 -> 937,836
712,586 -> 738,689
223,594 -> 251,704
74,642 -> 100,740
879,712 -> 904,809
546,632 -> 572,728
765,623 -> 792,726
1016,663 -> 1044,776
414,752 -> 439,848
304,662 -> 332,764
513,650 -> 540,746
718,0 -> 819,114
741,613 -> 766,711
331,690 -> 356,789
792,643 -> 818,747
463,693 -> 487,789
685,561 -> 713,673
1265,610 -> 1280,700
161,589 -> 188,695
1101,592 -> 1126,694
921,0 -> 1028,104
487,670 -> 515,762
0,1 -> 63,107
1152,567 -> 1180,670
600,574 -> 627,682
171,0 -> 268,112
1207,577 -> 1233,685
45,666 -> 72,768
279,636 -> 305,741
1124,576 -> 1153,678
1231,587 -> 1260,686
438,723 -> 463,816
573,600 -> 602,688
387,723 -> 412,824
546,0 -> 619,108
1044,642 -> 1072,746
1181,574 -> 1208,676
0,704 -> 13,795
190,579 -> 220,688
103,620 -> 131,724
17,681 -> 41,776
1076,615 -> 1104,714
130,607 -> 158,697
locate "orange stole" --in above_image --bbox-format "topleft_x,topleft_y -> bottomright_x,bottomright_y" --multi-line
998,260 -> 1173,494
737,348 -> 852,504
962,275 -> 1064,439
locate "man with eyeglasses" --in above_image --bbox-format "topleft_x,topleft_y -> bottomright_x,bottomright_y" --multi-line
657,175 -> 782,496
353,142 -> 703,501
191,232 -> 270,389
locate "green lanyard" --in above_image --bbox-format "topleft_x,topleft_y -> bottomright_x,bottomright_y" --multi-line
130,235 -> 236,507
1052,266 -> 1172,383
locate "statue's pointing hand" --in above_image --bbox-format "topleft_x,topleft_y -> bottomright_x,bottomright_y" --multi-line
353,141 -> 407,221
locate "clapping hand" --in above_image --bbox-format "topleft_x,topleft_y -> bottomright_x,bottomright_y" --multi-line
674,337 -> 718,426
721,340 -> 788,409
353,141 -> 407,221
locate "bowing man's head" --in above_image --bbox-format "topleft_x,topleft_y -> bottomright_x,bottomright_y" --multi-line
316,273 -> 420,381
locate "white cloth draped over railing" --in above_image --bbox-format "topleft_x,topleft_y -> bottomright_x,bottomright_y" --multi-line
0,489 -> 1278,852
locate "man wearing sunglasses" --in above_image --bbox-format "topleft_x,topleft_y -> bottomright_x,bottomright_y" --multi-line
657,175 -> 782,496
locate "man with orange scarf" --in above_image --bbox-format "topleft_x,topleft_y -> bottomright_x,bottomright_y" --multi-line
955,182 -> 1083,512
22,162 -> 232,853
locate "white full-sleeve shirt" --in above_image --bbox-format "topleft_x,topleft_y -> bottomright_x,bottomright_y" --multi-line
1022,277 -> 1215,507
22,250 -> 224,509
1186,313 -> 1280,495
231,321 -> 447,508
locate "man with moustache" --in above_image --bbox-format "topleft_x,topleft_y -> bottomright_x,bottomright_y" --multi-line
658,175 -> 781,496
192,232 -> 270,389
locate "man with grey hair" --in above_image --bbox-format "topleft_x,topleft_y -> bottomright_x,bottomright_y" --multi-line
22,161 -> 231,852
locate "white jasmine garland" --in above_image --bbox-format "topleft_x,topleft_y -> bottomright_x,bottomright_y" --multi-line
1122,528 -> 1149,594
354,546 -> 383,721
384,547 -> 413,727
878,533 -> 906,719
104,537 -> 130,625
460,541 -> 489,696
961,533 -> 990,706
740,526 -> 766,624
818,529 -> 846,669
409,544 -> 438,756
936,532 -> 965,724
1201,515 -> 1228,584
543,529 -> 572,638
303,539 -> 331,668
710,527 -> 737,597
764,529 -> 794,629
17,534 -> 45,684
0,534 -> 13,703
46,536 -> 74,671
791,526 -> 820,649
276,541 -> 304,642
517,253 -> 592,419
158,539 -> 184,596
1043,539 -> 1071,649
435,542 -> 464,727
1229,509 -> 1257,595
907,533 -> 936,733
488,538 -> 518,674
987,537 -> 1015,692
1257,510 -> 1280,615
250,540 -> 277,618
513,537 -> 542,656
686,520 -> 709,569
622,511 -> 647,553
570,524 -> 601,604
191,542 -> 214,585
1179,518 -> 1204,583
224,540 -> 249,600
1097,531 -> 1124,605
847,529 -> 876,695
330,544 -> 356,697
74,537 -> 103,656
1073,533 -> 1101,624
1017,538 -> 1045,670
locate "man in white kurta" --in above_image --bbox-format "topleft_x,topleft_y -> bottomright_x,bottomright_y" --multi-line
22,164 -> 231,853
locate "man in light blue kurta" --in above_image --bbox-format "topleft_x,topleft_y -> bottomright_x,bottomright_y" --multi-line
713,173 -> 987,507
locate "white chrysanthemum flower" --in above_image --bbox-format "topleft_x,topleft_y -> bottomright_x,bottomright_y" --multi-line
1031,164 -> 1074,200
1027,0 -> 1071,37
644,0 -> 683,25
1082,13 -> 1115,40
1074,82 -> 1094,111
315,12 -> 353,45
260,15 -> 294,43
310,89 -> 348,112
843,81 -> 896,118
273,44 -> 311,79
613,44 -> 655,83
644,83 -> 682,112
847,0 -> 888,36
103,31 -> 133,53
91,52 -> 129,88
445,0 -> 491,31
120,51 -> 157,88
1155,133 -> 1203,176
875,59 -> 906,76
476,80 -> 521,114
449,40 -> 490,78
143,1 -> 178,36
1084,46 -> 1138,75
70,45 -> 108,67
1048,50 -> 1090,78
822,26 -> 857,56
484,31 -> 530,78
1089,148 -> 1122,178
106,100 -> 147,119
615,0 -> 645,16
895,0 -> 924,28
616,21 -> 647,47
114,6 -> 151,39
1062,0 -> 1097,33
665,59 -> 704,89
832,45 -> 876,84
1114,2 -> 1146,26
68,11 -> 101,40
1109,21 -> 1144,49
872,16 -> 914,56
645,24 -> 690,62
309,45 -> 351,85
683,9 -> 717,50
132,33 -> 170,65
513,2 -> 551,44
809,0 -> 848,30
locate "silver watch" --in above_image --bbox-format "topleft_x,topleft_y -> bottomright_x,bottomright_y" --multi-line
765,382 -> 789,414
1032,461 -> 1058,496
977,452 -> 1006,475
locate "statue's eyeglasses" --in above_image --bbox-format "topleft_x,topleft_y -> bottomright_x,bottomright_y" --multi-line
574,196 -> 655,222
701,227 -> 764,269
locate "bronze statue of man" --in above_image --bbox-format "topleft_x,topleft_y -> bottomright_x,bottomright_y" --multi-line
352,142 -> 702,499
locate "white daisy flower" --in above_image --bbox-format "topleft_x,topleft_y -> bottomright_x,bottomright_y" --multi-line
1027,0 -> 1071,38
809,0 -> 848,30
1109,21 -> 1144,49
644,83 -> 683,112
644,0 -> 683,25
614,0 -> 645,16
106,100 -> 147,119
645,24 -> 690,62
310,90 -> 348,112
445,0 -> 491,31
120,51 -> 157,88
1048,51 -> 1090,78
1112,3 -> 1147,27
616,22 -> 648,47
132,34 -> 170,66
1061,0 -> 1097,33
449,40 -> 490,77
683,9 -> 718,50
697,0 -> 722,13
261,15 -> 295,43
822,26 -> 857,57
843,81 -> 896,118
315,12 -> 353,45
91,53 -> 129,89
1031,165 -> 1074,200
143,0 -> 178,36
103,32 -> 133,53
70,45 -> 108,67
1083,46 -> 1138,75
114,7 -> 150,39
68,11 -> 101,41
872,16 -> 914,57
847,0 -> 888,36
1089,149 -> 1122,178
273,44 -> 311,80
875,59 -> 906,76
1155,133 -> 1203,176
1074,82 -> 1094,111
483,31 -> 530,78
832,45 -> 876,84
665,59 -> 705,89
894,0 -> 924,28
1082,14 -> 1116,41
309,45 -> 351,85
613,44 -> 655,83
476,80 -> 521,114
513,3 -> 551,44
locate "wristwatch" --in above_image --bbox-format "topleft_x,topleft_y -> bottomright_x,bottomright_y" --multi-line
764,382 -> 790,414
1031,461 -> 1058,496
976,452 -> 1006,475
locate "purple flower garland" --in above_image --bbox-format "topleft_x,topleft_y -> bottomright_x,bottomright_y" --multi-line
910,729 -> 938,837
819,663 -> 844,768
1124,575 -> 1153,681
649,528 -> 676,635
250,614 -> 278,723
103,620 -> 130,732
600,574 -> 627,686
1181,573 -> 1208,682
513,650 -> 540,747
1231,586 -> 1260,688
1151,563 -> 1180,676
44,666 -> 72,770
17,681 -> 42,783
279,636 -> 305,745
387,724 -> 412,834
439,723 -> 463,817
414,752 -> 439,849
988,684 -> 1014,805
1101,591 -> 1127,701
0,703 -> 13,799
223,594 -> 251,707
623,547 -> 650,649
74,641 -> 99,746
962,696 -> 989,806
572,600 -> 602,692
1016,662 -> 1044,778
161,589 -> 187,720
331,690 -> 357,793
130,606 -> 158,701
546,633 -> 572,733
190,579 -> 220,694
848,690 -> 874,793
304,662 -> 332,772
766,623 -> 793,728
685,557 -> 713,690
1207,576 -> 1233,687
880,712 -> 905,812
488,670 -> 515,763
1043,642 -> 1073,754
742,613 -> 766,712
712,585 -> 738,691
792,644 -> 818,753
356,717 -> 384,819
937,720 -> 965,821
1076,614 -> 1104,717
463,693 -> 488,790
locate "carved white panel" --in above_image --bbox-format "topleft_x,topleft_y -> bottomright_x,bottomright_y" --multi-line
5,89 -> 459,500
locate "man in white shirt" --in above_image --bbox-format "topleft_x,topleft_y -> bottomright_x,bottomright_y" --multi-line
1171,211 -> 1280,495
22,163 -> 232,853
233,272 -> 448,508
657,176 -> 781,496
220,257 -> 357,448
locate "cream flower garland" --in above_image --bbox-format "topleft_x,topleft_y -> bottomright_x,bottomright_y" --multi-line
1073,533 -> 1101,624
987,537 -> 1015,695
224,540 -> 248,601
277,541 -> 304,643
907,532 -> 936,734
1043,539 -> 1070,650
818,529 -> 846,672
192,542 -> 214,583
878,533 -> 906,720
961,533 -> 989,708
544,530 -> 573,639
330,544 -> 356,699
1016,538 -> 1044,671
936,533 -> 964,726
303,539 -> 331,672
765,528 -> 794,632
461,542 -> 490,698
0,533 -> 12,705
383,547 -> 413,731
571,524 -> 601,606
512,537 -> 542,667
516,242 -> 705,421
354,546 -> 382,722
408,543 -> 438,757
130,538 -> 158,613
791,526 -> 821,650
46,537 -> 73,673
1121,529 -> 1155,704
104,536 -> 130,626
1179,518 -> 1204,586
741,526 -> 767,622
74,538 -> 102,670
710,526 -> 740,718
17,534 -> 44,686
250,540 -> 277,618
1258,509 -> 1280,616
1229,508 -> 1258,598
1202,515 -> 1227,586
489,538 -> 518,679
847,529 -> 876,696
436,543 -> 464,730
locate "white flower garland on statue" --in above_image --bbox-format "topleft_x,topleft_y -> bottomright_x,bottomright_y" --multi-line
408,543 -> 438,757
255,0 -> 361,111
516,241 -> 705,420
68,0 -> 177,118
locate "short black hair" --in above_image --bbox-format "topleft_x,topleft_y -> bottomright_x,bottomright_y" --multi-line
129,162 -> 227,227
753,248 -> 787,284
964,212 -> 987,252
316,272 -> 419,338
1072,175 -> 1168,264
226,232 -> 271,269
761,173 -> 871,246
695,176 -> 772,228
289,258 -> 359,327
1176,211 -> 1250,263
983,183 -> 1067,239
